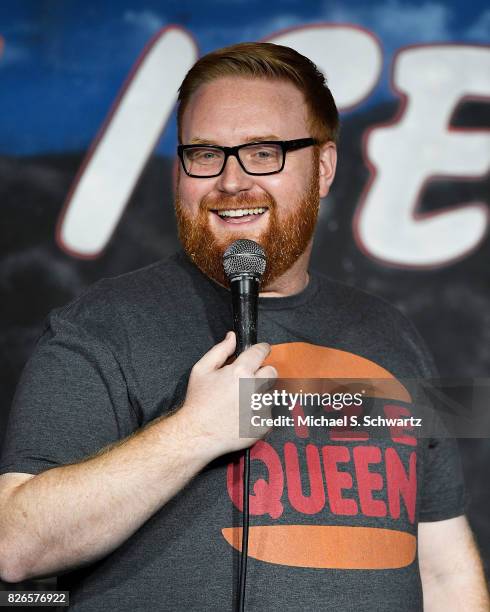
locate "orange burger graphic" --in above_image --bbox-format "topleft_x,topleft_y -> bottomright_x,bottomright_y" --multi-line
222,342 -> 420,570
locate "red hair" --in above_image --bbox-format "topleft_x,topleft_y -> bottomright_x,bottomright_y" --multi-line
177,42 -> 339,145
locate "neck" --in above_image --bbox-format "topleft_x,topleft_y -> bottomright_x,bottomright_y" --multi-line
259,241 -> 313,298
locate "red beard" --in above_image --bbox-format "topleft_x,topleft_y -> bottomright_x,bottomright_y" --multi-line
175,160 -> 320,289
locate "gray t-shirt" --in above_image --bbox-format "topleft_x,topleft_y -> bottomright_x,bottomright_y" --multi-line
0,251 -> 466,611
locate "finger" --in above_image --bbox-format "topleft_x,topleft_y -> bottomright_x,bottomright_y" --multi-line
253,365 -> 279,396
234,342 -> 271,373
195,331 -> 236,373
255,365 -> 278,379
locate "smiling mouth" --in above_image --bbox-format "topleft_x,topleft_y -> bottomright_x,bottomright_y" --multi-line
211,206 -> 268,220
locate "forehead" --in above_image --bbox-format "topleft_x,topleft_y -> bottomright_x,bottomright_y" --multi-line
181,76 -> 309,144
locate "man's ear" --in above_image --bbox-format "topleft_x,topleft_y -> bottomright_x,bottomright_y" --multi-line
318,141 -> 337,198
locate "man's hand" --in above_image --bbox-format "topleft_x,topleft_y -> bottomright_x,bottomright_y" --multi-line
418,515 -> 490,611
178,331 -> 278,458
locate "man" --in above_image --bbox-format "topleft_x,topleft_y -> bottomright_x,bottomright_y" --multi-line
0,43 -> 488,611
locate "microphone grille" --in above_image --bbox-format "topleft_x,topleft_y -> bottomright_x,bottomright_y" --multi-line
223,239 -> 267,280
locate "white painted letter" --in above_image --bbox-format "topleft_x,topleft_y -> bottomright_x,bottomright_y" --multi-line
57,27 -> 197,258
357,45 -> 490,267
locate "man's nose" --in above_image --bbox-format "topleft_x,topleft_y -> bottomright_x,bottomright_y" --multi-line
216,154 -> 254,195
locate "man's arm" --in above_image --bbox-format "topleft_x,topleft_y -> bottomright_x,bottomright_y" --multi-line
0,412 -> 208,583
418,515 -> 489,611
0,332 -> 276,583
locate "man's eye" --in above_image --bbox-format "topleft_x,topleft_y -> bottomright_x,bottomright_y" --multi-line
189,149 -> 219,161
246,146 -> 280,161
255,150 -> 273,159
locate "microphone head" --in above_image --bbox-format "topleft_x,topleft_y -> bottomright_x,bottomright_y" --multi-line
223,239 -> 267,281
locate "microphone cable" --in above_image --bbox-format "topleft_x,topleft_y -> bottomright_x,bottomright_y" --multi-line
238,448 -> 251,612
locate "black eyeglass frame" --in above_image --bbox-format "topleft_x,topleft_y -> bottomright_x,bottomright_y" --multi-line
177,137 -> 318,178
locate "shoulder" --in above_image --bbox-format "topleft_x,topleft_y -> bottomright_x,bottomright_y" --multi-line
313,270 -> 404,320
56,252 -> 186,312
43,253 -> 190,341
311,269 -> 437,378
312,269 -> 412,329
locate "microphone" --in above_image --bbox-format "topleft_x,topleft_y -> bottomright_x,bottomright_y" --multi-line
223,239 -> 266,612
223,239 -> 267,354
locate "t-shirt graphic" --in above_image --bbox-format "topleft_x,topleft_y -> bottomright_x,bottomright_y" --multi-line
223,342 -> 419,571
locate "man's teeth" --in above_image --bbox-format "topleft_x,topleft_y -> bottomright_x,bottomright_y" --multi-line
217,207 -> 267,218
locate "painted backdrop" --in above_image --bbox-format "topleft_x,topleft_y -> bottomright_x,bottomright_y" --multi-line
1,0 -> 489,580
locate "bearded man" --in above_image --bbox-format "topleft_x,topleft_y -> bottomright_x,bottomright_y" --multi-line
0,43 -> 488,611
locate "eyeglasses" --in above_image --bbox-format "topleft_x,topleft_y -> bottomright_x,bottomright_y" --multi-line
177,138 -> 318,178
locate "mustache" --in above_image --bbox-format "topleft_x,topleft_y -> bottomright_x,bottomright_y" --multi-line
200,192 -> 276,212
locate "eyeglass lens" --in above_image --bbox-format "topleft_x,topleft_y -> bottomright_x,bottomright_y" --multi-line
183,143 -> 283,176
